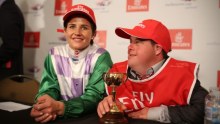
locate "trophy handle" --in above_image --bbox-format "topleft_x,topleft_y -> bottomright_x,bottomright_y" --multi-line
122,73 -> 128,83
102,72 -> 111,86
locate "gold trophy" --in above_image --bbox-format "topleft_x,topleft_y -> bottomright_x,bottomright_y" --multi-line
100,72 -> 128,124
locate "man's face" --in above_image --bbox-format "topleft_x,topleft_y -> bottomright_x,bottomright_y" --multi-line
127,37 -> 158,69
64,17 -> 94,50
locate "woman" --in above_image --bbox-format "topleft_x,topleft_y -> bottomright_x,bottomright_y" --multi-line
30,4 -> 113,123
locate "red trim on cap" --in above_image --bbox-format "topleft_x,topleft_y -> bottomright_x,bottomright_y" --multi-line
63,4 -> 96,29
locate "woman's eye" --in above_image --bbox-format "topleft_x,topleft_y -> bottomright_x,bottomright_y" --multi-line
81,26 -> 88,30
68,25 -> 75,29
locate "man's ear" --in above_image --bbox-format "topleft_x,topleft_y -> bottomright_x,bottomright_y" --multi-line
155,45 -> 163,55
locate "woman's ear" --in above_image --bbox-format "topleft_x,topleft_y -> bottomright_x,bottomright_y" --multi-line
92,31 -> 97,39
64,27 -> 67,32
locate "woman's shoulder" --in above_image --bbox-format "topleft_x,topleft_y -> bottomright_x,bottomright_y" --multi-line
48,44 -> 68,55
89,45 -> 108,54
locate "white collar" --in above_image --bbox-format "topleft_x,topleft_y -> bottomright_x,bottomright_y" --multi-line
67,44 -> 91,60
151,59 -> 165,74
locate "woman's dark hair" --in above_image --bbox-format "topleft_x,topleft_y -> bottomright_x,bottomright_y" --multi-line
63,14 -> 96,45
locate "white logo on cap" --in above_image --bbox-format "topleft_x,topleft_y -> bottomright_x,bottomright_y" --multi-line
72,5 -> 90,15
137,23 -> 145,28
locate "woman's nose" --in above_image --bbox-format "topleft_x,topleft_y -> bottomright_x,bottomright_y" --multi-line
73,28 -> 81,35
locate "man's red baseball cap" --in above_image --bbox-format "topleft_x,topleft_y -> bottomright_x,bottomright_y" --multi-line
115,19 -> 171,53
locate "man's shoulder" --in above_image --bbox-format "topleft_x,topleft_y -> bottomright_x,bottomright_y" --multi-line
110,60 -> 128,72
113,60 -> 128,66
169,57 -> 198,65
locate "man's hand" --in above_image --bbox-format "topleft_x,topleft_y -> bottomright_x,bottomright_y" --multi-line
97,95 -> 127,118
127,107 -> 149,119
97,95 -> 113,118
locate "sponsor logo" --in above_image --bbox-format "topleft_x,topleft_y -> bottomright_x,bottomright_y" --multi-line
72,5 -> 90,14
95,0 -> 112,6
127,0 -> 149,12
170,29 -> 192,49
54,0 -> 72,16
24,32 -> 40,48
165,0 -> 197,9
93,0 -> 112,13
94,30 -> 107,48
137,23 -> 145,28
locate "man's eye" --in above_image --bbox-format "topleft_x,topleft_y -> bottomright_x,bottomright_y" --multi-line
135,40 -> 142,44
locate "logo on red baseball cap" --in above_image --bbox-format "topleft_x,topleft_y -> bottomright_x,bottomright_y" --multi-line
115,19 -> 171,53
63,4 -> 96,29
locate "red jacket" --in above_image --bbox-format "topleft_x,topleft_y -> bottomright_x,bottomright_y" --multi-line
106,58 -> 199,112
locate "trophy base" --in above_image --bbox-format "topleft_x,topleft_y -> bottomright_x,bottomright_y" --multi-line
99,112 -> 128,124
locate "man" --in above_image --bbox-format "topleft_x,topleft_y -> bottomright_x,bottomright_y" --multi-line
0,0 -> 24,80
97,19 -> 208,124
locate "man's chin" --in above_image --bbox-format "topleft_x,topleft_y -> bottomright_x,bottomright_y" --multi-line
127,60 -> 136,67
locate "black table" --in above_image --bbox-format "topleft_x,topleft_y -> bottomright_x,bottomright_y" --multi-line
0,102 -> 170,124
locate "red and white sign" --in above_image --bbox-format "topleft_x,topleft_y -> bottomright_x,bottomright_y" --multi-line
94,30 -> 107,48
24,32 -> 40,48
170,29 -> 192,49
126,0 -> 149,12
54,0 -> 72,16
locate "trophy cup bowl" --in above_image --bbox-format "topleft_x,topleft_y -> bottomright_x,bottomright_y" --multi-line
99,72 -> 128,124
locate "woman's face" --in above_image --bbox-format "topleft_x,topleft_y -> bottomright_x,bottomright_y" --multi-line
64,17 -> 95,50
